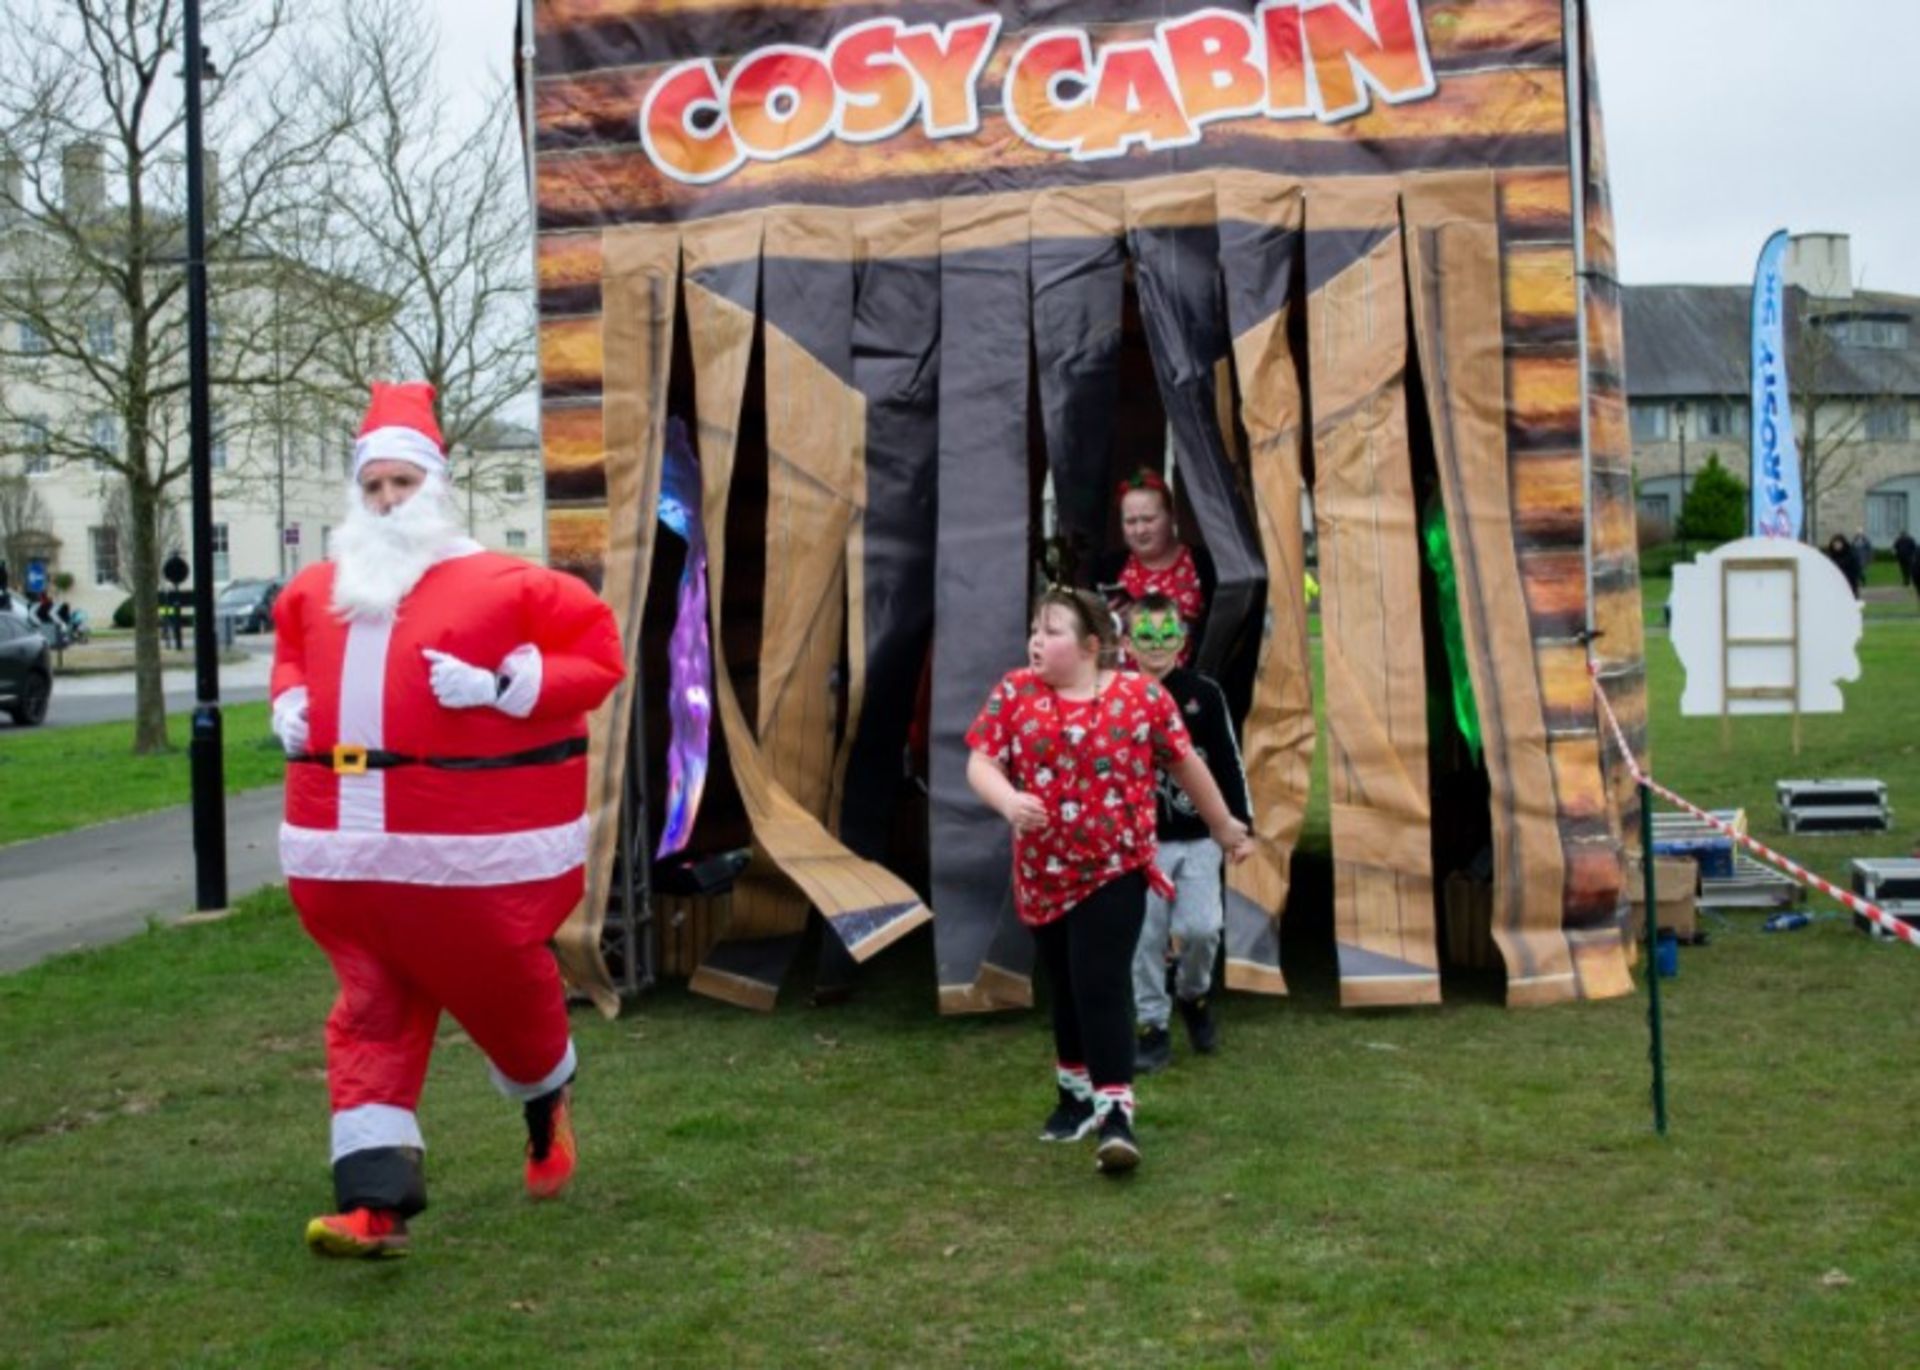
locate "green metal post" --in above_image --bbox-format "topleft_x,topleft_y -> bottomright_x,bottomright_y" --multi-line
1639,781 -> 1669,1135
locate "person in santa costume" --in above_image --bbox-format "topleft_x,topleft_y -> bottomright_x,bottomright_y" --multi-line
271,381 -> 624,1259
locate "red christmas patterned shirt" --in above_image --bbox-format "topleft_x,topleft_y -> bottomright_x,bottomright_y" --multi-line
966,667 -> 1194,927
1119,544 -> 1206,664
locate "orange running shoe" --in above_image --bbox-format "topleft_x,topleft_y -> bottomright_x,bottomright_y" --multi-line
304,1207 -> 410,1259
524,1085 -> 576,1200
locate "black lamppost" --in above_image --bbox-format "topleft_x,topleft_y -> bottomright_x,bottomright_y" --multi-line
184,1 -> 227,912
1675,399 -> 1690,556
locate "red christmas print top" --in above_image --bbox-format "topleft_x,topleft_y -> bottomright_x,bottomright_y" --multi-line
1120,545 -> 1205,663
966,668 -> 1194,927
1120,545 -> 1205,623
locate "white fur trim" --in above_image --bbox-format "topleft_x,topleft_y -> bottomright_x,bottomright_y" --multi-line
279,816 -> 589,886
336,616 -> 393,833
488,1039 -> 576,1102
495,644 -> 542,719
433,537 -> 485,563
354,426 -> 447,479
331,1103 -> 424,1161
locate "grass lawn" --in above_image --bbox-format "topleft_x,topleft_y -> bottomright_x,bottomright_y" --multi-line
0,702 -> 280,846
2,623 -> 1918,1365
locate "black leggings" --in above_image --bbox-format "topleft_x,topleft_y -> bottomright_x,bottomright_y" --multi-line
1031,870 -> 1147,1090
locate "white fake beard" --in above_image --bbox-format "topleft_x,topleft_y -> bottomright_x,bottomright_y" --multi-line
328,473 -> 460,621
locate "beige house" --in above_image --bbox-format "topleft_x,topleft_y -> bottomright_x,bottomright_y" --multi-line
1627,234 -> 1920,549
1,406 -> 544,623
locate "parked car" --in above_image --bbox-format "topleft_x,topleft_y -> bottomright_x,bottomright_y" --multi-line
217,578 -> 282,634
0,601 -> 54,726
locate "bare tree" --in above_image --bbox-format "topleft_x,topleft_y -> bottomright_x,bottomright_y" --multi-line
316,0 -> 536,528
102,475 -> 185,592
0,469 -> 53,578
0,0 -> 364,752
1790,289 -> 1899,544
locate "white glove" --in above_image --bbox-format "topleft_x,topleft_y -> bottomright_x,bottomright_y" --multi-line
423,648 -> 500,710
494,644 -> 542,719
271,686 -> 310,756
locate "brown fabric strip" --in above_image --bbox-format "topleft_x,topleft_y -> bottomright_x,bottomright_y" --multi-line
1218,175 -> 1310,995
1304,182 -> 1441,1008
681,215 -> 933,1010
714,209 -> 858,975
555,223 -> 679,1018
1404,171 -> 1595,1005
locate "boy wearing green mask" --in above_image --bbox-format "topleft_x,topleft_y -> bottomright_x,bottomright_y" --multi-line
1121,594 -> 1253,1072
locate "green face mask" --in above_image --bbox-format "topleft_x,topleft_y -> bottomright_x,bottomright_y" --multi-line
1128,613 -> 1186,652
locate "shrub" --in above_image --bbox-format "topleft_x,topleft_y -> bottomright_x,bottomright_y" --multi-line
1678,454 -> 1748,545
112,596 -> 135,629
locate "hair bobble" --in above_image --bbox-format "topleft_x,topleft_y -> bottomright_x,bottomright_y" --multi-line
1113,468 -> 1171,506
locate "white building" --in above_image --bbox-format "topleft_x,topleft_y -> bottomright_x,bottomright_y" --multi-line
1,145 -> 543,622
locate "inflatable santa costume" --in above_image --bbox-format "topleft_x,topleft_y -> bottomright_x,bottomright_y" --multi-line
271,382 -> 623,1258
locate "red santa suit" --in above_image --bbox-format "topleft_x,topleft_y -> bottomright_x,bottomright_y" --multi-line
273,386 -> 623,1223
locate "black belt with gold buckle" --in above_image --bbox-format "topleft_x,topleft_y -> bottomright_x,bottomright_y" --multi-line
290,737 -> 588,775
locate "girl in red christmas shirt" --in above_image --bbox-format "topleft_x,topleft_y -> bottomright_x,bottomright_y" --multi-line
966,587 -> 1251,1174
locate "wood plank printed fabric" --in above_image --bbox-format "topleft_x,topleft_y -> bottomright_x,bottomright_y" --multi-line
535,0 -> 1643,1013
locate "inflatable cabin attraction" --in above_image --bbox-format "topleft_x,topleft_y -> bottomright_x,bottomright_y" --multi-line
528,0 -> 1650,1015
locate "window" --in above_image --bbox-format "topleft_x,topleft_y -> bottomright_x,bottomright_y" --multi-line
504,529 -> 528,550
1865,402 -> 1911,443
504,471 -> 526,495
1698,401 -> 1743,439
1629,401 -> 1669,442
21,416 -> 50,474
86,313 -> 115,357
1820,314 -> 1910,350
211,522 -> 230,583
18,318 -> 47,355
89,526 -> 120,586
90,413 -> 118,470
210,408 -> 227,469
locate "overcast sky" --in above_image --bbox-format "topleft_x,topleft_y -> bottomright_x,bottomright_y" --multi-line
440,0 -> 1920,295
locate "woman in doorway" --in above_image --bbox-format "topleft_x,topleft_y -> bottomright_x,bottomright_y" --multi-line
1096,469 -> 1213,661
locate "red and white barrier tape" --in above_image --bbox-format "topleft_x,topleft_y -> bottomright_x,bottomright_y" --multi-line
1589,667 -> 1920,950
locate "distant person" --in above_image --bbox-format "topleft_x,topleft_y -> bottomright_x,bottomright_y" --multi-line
1852,530 -> 1873,585
1825,534 -> 1862,598
1894,530 -> 1916,588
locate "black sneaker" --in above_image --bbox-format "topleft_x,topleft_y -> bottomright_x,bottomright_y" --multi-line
1038,1088 -> 1097,1143
1134,1024 -> 1172,1075
1095,1105 -> 1140,1174
1176,994 -> 1218,1054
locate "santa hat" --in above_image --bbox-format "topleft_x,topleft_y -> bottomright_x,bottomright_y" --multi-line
353,382 -> 447,480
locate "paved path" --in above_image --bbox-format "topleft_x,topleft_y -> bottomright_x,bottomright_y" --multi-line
0,639 -> 275,730
0,787 -> 286,972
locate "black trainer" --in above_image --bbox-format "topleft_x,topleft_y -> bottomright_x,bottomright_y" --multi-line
1176,994 -> 1218,1054
1134,1024 -> 1172,1075
1094,1105 -> 1140,1174
1039,1088 -> 1097,1143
